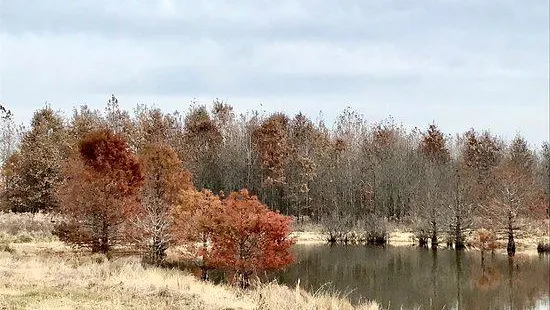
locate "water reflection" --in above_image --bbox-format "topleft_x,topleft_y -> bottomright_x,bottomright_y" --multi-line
276,245 -> 550,310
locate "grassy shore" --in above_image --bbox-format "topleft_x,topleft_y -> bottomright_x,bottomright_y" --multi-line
0,213 -> 379,310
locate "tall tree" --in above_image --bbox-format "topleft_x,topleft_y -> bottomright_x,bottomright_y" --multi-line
414,124 -> 452,249
0,104 -> 21,211
135,143 -> 192,265
287,113 -> 317,221
447,163 -> 476,250
489,137 -> 541,256
133,105 -> 184,153
6,107 -> 68,212
183,105 -> 223,190
420,124 -> 450,164
368,120 -> 410,219
104,95 -> 135,148
461,129 -> 502,207
54,129 -> 143,254
67,105 -> 104,147
253,113 -> 290,210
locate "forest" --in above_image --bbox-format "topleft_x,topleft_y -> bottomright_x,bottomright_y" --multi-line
0,97 -> 548,269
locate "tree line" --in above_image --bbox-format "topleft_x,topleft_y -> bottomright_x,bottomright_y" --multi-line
0,97 -> 548,257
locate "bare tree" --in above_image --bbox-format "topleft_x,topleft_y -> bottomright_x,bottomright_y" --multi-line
487,136 -> 542,256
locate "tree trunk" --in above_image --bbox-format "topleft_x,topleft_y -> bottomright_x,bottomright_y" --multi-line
239,271 -> 251,289
507,212 -> 516,256
455,215 -> 465,250
99,220 -> 109,254
151,235 -> 167,265
431,220 -> 438,250
200,267 -> 209,281
481,250 -> 486,270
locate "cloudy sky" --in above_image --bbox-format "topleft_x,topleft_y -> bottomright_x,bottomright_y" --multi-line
1,0 -> 548,146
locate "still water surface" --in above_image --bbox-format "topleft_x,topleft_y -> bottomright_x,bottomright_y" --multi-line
274,245 -> 549,310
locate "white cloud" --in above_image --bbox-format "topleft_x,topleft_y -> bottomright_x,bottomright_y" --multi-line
158,0 -> 176,18
0,0 -> 548,145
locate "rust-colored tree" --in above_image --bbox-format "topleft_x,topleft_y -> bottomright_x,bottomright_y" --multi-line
210,189 -> 295,288
471,228 -> 498,267
253,114 -> 290,209
54,129 -> 143,254
135,143 -> 192,265
420,124 -> 450,164
172,188 -> 224,280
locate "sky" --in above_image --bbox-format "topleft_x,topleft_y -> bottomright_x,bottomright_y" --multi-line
1,0 -> 549,146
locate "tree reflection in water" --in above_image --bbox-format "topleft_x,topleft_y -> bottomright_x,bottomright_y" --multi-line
276,245 -> 549,310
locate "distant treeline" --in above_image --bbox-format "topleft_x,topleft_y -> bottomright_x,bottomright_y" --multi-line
0,97 -> 548,256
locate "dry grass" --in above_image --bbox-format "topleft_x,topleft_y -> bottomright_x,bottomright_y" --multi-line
0,248 -> 254,310
0,212 -> 56,243
0,212 -> 380,310
253,282 -> 378,310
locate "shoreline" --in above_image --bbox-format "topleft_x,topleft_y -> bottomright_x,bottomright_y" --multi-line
291,230 -> 547,257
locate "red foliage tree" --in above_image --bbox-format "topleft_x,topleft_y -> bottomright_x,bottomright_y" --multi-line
209,189 -> 295,288
54,129 -> 143,254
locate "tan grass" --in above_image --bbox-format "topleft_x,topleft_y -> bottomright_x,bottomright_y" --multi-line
253,281 -> 379,310
0,212 -> 56,243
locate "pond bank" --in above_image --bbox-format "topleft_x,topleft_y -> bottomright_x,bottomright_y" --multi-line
291,228 -> 548,257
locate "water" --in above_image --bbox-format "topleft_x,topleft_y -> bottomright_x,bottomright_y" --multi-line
274,245 -> 550,310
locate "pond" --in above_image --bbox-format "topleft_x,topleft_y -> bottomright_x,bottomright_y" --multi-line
274,245 -> 550,310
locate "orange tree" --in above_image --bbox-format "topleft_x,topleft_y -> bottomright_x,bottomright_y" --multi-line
54,129 -> 143,254
210,189 -> 294,288
172,188 -> 224,280
135,143 -> 192,265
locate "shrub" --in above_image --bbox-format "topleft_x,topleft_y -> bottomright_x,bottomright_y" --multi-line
0,242 -> 15,253
537,242 -> 550,254
209,189 -> 295,289
361,214 -> 388,245
320,213 -> 354,244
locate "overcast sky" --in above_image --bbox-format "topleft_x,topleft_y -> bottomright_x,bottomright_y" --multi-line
1,0 -> 548,146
